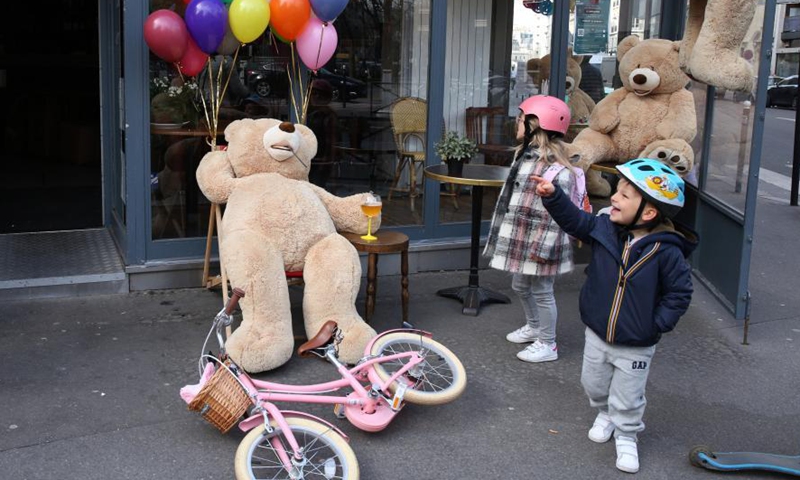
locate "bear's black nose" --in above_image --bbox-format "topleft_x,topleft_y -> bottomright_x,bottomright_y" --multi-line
279,122 -> 295,133
633,74 -> 647,85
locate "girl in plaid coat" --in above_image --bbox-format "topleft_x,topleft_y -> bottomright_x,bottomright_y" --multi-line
483,95 -> 575,363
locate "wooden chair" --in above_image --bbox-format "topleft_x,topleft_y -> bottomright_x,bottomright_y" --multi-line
465,106 -> 515,167
387,97 -> 427,212
387,97 -> 458,211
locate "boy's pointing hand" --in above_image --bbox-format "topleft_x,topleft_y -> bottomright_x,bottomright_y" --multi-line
531,175 -> 555,197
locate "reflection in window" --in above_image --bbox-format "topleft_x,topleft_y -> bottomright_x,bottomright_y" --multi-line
703,3 -> 766,215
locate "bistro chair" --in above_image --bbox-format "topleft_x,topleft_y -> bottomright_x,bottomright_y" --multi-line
465,106 -> 515,167
388,97 -> 458,212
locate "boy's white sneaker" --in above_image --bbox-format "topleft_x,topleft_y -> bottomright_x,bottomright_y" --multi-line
516,340 -> 558,363
588,411 -> 615,443
506,324 -> 539,344
615,436 -> 640,473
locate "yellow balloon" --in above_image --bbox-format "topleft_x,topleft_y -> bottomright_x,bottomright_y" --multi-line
229,0 -> 271,44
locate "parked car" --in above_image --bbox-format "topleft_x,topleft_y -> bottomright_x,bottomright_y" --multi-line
766,75 -> 797,109
244,58 -> 289,99
314,68 -> 367,100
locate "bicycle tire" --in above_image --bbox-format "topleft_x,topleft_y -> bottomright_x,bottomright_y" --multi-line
234,416 -> 359,480
369,331 -> 466,405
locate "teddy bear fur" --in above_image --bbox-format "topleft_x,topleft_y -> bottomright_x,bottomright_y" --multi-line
196,118 -> 377,373
679,0 -> 757,93
526,48 -> 596,124
568,36 -> 697,197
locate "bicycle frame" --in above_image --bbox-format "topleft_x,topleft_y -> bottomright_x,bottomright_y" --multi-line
234,326 -> 434,433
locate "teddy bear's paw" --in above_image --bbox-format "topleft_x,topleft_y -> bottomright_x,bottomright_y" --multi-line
647,147 -> 692,176
328,318 -> 377,365
226,326 -> 294,373
642,140 -> 694,177
687,50 -> 754,93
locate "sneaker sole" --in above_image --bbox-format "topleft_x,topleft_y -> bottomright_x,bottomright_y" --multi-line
616,462 -> 639,474
516,354 -> 558,363
588,431 -> 613,443
506,336 -> 538,344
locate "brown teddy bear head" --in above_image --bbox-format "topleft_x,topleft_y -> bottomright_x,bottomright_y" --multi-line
617,35 -> 690,96
222,118 -> 318,181
526,49 -> 583,95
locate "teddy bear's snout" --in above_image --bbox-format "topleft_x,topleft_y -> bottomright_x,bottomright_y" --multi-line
566,76 -> 575,93
279,122 -> 296,133
629,68 -> 660,96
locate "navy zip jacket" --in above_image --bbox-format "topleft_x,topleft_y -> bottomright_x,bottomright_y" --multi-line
543,187 -> 698,347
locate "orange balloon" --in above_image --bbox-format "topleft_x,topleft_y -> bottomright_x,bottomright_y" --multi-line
270,0 -> 311,42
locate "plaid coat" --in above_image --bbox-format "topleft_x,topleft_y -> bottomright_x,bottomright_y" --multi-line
483,148 -> 575,276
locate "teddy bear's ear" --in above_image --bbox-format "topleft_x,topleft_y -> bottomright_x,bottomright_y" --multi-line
224,119 -> 252,143
617,35 -> 640,62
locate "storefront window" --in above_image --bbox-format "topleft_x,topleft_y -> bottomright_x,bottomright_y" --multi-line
148,1 -> 432,239
703,3 -> 765,214
439,0 -> 542,225
148,1 -> 291,240
309,0 -> 430,228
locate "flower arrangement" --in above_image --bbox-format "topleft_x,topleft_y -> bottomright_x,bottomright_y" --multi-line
434,131 -> 479,162
150,76 -> 200,125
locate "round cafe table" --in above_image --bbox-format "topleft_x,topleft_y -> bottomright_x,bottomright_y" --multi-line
424,163 -> 511,316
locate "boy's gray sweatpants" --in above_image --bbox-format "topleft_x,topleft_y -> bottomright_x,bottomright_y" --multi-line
581,327 -> 656,440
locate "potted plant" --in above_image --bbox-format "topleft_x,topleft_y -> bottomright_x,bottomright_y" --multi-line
434,131 -> 479,177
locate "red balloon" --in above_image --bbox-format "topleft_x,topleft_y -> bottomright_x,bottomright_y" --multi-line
144,10 -> 189,63
270,0 -> 311,42
178,36 -> 208,76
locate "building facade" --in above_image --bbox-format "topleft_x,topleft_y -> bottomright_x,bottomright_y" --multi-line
0,0 -> 777,319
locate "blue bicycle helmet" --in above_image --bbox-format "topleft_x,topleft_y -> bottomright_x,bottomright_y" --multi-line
616,158 -> 685,219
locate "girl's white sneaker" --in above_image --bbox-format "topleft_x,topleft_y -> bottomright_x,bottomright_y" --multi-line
506,324 -> 539,343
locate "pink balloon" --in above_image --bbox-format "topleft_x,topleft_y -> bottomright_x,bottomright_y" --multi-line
179,36 -> 209,76
144,10 -> 189,63
296,17 -> 338,71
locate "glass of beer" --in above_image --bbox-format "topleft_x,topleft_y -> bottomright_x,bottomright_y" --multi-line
360,192 -> 382,241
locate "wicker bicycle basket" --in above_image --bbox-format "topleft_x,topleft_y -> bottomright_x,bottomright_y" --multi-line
187,362 -> 251,433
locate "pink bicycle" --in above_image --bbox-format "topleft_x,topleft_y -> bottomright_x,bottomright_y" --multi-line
182,288 -> 466,479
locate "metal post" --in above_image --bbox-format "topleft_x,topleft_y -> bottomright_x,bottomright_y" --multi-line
742,291 -> 751,345
792,52 -> 800,205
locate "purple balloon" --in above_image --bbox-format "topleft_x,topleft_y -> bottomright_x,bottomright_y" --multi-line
185,0 -> 228,54
309,0 -> 349,23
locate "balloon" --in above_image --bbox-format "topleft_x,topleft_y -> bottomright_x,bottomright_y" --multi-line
185,0 -> 228,54
229,0 -> 270,44
270,0 -> 311,42
144,10 -> 189,63
309,0 -> 348,23
296,18 -> 338,71
216,22 -> 241,56
178,36 -> 209,76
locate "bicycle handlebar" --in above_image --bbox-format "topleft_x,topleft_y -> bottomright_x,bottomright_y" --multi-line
225,288 -> 245,315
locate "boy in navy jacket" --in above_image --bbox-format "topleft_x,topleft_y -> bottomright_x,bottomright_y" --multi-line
533,158 -> 698,473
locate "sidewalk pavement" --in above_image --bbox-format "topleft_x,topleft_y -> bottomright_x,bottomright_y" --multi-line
1,249 -> 799,479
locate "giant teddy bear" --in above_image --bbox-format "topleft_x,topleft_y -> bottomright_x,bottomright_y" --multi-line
196,118 -> 377,373
568,36 -> 697,197
680,0 -> 757,93
527,48 -> 595,123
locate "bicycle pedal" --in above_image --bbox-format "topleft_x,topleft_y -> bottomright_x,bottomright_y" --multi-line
333,403 -> 346,419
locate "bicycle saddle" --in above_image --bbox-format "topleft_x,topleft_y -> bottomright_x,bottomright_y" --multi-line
297,321 -> 339,358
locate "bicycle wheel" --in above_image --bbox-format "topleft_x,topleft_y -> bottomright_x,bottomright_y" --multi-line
234,416 -> 359,480
369,331 -> 466,406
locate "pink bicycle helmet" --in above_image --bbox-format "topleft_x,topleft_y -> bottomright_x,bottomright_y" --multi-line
518,95 -> 570,136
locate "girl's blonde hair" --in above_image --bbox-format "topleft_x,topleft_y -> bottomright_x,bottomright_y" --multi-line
516,115 -> 573,173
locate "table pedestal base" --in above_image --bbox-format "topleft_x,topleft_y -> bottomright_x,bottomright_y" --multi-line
436,285 -> 510,316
